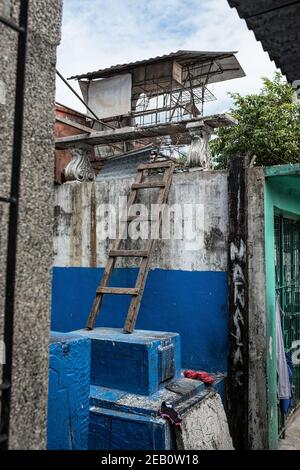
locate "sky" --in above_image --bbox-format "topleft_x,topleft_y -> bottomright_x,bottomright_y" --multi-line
56,0 -> 279,115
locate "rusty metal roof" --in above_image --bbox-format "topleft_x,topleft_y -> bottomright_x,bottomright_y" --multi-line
68,50 -> 245,84
228,0 -> 300,83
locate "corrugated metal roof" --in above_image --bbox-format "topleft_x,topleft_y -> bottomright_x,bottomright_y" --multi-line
68,50 -> 245,83
228,0 -> 300,83
96,145 -> 154,181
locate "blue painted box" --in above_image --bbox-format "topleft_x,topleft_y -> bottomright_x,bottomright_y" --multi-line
89,406 -> 171,450
88,378 -> 215,450
74,328 -> 181,395
89,385 -> 177,450
47,332 -> 91,450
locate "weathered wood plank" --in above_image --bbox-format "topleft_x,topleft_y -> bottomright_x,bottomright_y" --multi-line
109,250 -> 149,257
96,287 -> 139,295
132,182 -> 166,189
138,161 -> 173,170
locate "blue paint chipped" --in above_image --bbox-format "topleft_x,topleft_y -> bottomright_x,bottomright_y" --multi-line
89,378 -> 209,418
47,332 -> 91,450
89,406 -> 171,450
47,329 -> 227,450
87,376 -> 226,450
74,328 -> 181,396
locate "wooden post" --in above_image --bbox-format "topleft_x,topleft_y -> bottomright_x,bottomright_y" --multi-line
227,154 -> 249,449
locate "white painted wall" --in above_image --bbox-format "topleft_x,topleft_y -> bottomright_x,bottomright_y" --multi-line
54,169 -> 228,272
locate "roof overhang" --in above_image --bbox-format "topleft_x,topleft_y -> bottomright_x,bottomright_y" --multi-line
228,0 -> 300,83
68,50 -> 245,85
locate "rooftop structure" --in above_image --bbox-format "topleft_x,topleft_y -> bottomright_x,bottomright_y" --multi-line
56,51 -> 245,178
68,50 -> 245,126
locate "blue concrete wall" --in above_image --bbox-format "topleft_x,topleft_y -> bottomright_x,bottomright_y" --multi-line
51,267 -> 228,372
47,332 -> 91,450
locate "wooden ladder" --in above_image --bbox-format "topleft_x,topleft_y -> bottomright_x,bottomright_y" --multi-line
86,160 -> 175,333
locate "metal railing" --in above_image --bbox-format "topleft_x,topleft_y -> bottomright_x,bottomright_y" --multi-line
275,215 -> 300,437
0,0 -> 29,450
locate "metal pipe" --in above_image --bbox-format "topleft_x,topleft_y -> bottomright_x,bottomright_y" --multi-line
0,0 -> 29,451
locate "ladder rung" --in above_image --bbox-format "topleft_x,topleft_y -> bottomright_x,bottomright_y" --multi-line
132,182 -> 166,189
86,157 -> 175,332
96,287 -> 139,295
109,250 -> 149,257
138,161 -> 172,170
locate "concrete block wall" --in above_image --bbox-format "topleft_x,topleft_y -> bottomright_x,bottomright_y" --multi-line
52,169 -> 229,372
0,0 -> 62,449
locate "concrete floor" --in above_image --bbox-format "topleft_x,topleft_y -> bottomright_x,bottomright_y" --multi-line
278,408 -> 300,450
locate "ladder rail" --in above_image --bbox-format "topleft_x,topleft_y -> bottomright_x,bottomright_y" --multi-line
124,164 -> 175,332
86,170 -> 144,329
86,160 -> 175,332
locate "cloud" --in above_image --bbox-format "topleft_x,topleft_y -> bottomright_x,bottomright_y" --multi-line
56,0 -> 278,114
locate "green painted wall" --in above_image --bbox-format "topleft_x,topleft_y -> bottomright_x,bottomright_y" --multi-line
264,173 -> 300,449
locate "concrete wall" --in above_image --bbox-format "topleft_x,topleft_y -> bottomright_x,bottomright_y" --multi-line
177,392 -> 234,450
0,0 -> 62,449
52,170 -> 229,372
245,164 -> 300,450
247,168 -> 268,449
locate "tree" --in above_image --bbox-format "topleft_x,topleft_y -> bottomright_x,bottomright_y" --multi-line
211,72 -> 300,168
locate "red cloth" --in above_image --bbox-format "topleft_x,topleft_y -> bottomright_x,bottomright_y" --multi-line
184,369 -> 214,385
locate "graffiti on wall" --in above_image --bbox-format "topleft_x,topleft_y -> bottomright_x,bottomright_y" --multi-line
230,239 -> 246,386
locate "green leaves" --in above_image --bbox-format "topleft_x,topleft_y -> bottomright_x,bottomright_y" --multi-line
211,73 -> 300,169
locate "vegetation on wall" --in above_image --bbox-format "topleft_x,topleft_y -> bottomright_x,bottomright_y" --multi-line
211,73 -> 300,168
